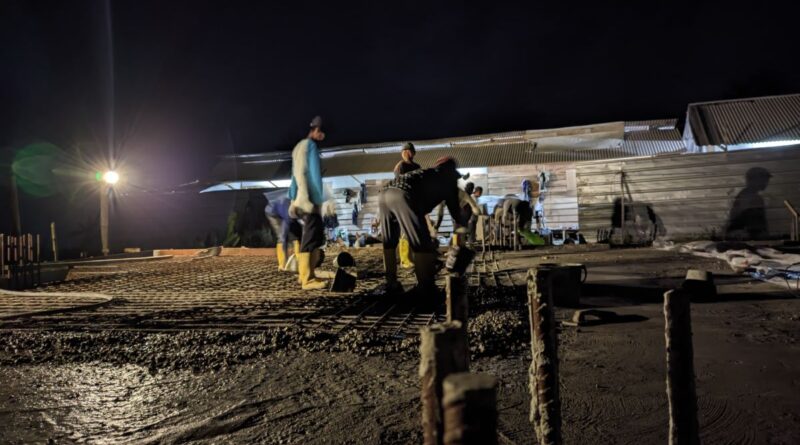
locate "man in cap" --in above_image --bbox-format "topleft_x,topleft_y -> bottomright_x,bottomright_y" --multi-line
393,142 -> 421,269
288,116 -> 328,290
393,142 -> 421,177
379,157 -> 469,294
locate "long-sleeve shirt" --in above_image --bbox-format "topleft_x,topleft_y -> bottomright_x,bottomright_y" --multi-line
393,159 -> 421,177
384,166 -> 467,227
289,138 -> 325,211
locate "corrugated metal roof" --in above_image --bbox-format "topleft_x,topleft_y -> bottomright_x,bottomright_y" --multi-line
622,121 -> 685,156
686,93 -> 800,147
624,119 -> 678,131
211,120 -> 686,181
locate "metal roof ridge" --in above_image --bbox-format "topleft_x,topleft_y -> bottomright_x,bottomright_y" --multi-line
687,93 -> 800,107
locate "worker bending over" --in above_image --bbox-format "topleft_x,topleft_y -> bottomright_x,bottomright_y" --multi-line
379,157 -> 469,294
265,195 -> 302,271
502,195 -> 533,234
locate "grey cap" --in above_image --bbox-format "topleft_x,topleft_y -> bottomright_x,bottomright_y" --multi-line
402,142 -> 416,154
310,115 -> 323,128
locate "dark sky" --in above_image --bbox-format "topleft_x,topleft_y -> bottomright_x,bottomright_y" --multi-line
2,1 -> 800,189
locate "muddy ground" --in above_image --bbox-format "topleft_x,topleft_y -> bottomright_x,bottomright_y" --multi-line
1,246 -> 799,444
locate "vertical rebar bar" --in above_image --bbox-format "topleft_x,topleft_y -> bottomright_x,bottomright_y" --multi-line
664,289 -> 700,445
527,267 -> 562,445
446,274 -> 468,329
420,321 -> 470,445
50,222 -> 59,262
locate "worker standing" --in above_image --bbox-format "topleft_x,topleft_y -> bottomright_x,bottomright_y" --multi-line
393,142 -> 420,176
288,116 -> 328,290
379,157 -> 469,295
393,143 -> 421,269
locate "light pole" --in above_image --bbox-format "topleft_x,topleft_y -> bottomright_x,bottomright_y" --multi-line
100,171 -> 119,256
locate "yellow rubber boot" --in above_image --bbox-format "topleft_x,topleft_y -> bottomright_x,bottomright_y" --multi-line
399,238 -> 414,269
293,240 -> 301,256
276,243 -> 287,271
298,252 -> 327,290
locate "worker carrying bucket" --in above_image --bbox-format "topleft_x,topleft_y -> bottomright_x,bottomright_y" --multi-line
378,156 -> 471,296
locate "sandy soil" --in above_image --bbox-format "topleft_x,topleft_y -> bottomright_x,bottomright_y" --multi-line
1,246 -> 799,444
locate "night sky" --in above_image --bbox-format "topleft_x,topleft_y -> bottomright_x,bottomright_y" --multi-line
2,1 -> 800,190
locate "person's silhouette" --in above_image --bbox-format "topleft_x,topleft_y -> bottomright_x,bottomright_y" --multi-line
726,167 -> 772,240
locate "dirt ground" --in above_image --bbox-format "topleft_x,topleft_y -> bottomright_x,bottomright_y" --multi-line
1,245 -> 799,444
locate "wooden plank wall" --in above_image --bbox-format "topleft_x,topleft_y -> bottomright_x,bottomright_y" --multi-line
487,164 -> 579,229
327,162 -> 582,239
330,179 -> 383,236
576,146 -> 800,242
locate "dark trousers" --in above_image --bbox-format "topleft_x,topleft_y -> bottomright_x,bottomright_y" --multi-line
300,212 -> 325,252
380,188 -> 436,252
267,216 -> 302,245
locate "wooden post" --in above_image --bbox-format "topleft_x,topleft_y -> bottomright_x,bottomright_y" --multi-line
446,274 -> 469,329
512,207 -> 518,251
664,289 -> 700,445
619,169 -> 626,244
420,321 -> 470,445
527,267 -> 562,445
100,185 -> 110,256
50,222 -> 58,262
442,373 -> 498,445
9,174 -> 22,236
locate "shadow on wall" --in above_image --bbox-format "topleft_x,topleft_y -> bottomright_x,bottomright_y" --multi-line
725,167 -> 771,240
610,198 -> 665,240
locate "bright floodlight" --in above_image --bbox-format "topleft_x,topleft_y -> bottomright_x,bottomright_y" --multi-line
102,170 -> 120,185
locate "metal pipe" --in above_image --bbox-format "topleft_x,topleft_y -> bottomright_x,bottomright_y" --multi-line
784,200 -> 799,242
100,186 -> 110,255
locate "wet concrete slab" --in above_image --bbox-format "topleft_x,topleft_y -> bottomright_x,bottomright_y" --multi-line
1,245 -> 798,444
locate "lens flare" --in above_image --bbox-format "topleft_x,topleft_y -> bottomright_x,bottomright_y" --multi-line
103,171 -> 120,185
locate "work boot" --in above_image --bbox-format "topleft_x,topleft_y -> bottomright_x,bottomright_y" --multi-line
399,238 -> 414,269
297,252 -> 327,290
276,243 -> 287,271
311,249 -> 335,279
383,248 -> 404,294
411,251 -> 439,298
